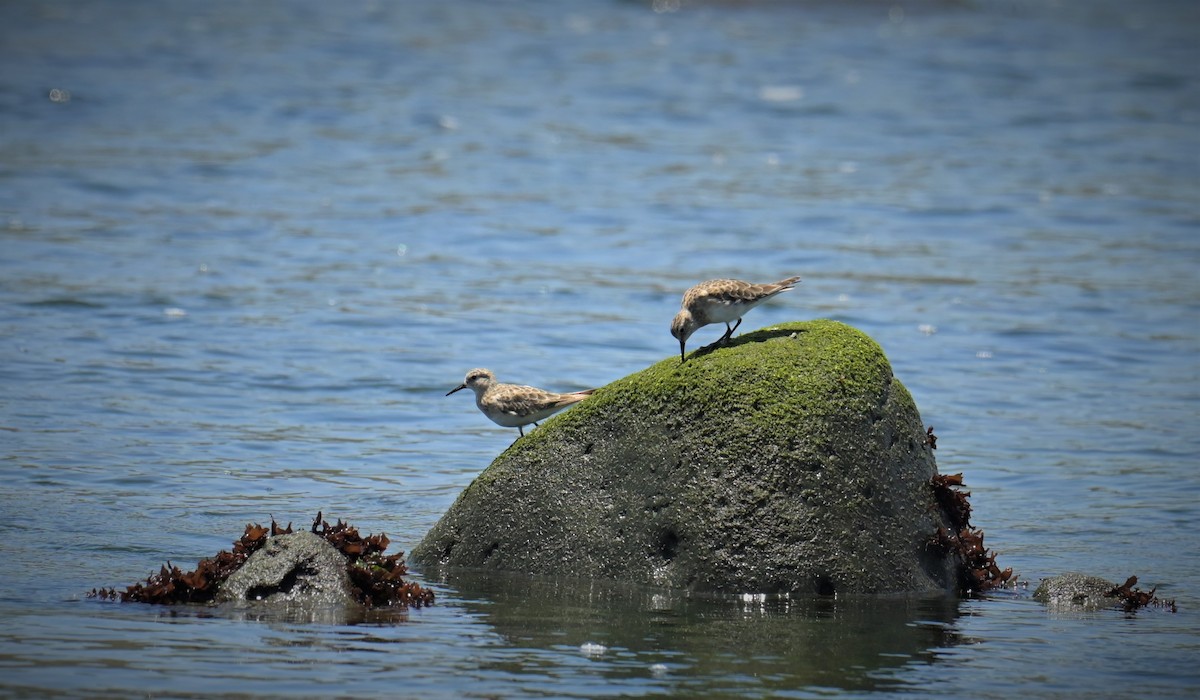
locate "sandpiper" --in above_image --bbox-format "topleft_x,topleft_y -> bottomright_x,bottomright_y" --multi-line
670,276 -> 802,362
446,368 -> 594,437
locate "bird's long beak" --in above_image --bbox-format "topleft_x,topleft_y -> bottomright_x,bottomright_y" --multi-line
446,384 -> 466,396
679,339 -> 687,363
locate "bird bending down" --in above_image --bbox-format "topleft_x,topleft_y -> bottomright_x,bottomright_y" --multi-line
670,276 -> 802,362
446,368 -> 594,437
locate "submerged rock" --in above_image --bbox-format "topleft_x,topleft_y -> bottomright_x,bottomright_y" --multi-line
216,531 -> 355,605
413,320 -> 959,595
1033,573 -> 1120,610
1034,573 -> 1177,613
91,515 -> 435,610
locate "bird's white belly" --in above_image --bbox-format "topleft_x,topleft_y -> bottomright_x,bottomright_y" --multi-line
479,402 -> 561,427
701,298 -> 760,324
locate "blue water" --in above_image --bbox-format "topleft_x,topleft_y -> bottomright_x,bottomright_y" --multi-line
2,0 -> 1198,697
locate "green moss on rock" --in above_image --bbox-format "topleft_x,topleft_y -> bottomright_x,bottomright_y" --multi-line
412,320 -> 957,595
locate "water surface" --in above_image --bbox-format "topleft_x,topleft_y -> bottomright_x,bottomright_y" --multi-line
1,0 -> 1198,697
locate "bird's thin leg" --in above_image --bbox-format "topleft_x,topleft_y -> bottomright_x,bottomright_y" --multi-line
518,426 -> 525,437
720,318 -> 742,343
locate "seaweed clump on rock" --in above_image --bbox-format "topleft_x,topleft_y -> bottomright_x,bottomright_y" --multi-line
927,469 -> 1016,594
89,512 -> 433,609
1105,575 -> 1177,614
311,513 -> 435,608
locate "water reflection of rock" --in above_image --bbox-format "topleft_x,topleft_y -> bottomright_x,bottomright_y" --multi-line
213,602 -> 417,627
433,568 -> 965,693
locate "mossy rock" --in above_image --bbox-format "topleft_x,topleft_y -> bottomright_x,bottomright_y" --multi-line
412,320 -> 957,595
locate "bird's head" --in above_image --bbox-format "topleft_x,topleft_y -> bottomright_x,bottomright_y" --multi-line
447,368 -> 495,396
670,311 -> 697,362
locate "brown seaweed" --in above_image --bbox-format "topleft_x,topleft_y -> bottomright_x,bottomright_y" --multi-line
930,472 -> 971,532
89,513 -> 433,609
1105,575 -> 1176,614
310,512 -> 435,608
928,472 -> 1015,594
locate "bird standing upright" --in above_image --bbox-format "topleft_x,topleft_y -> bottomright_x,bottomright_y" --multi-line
446,368 -> 594,438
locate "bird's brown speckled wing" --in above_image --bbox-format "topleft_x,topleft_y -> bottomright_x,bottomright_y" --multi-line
684,276 -> 800,307
484,384 -> 589,419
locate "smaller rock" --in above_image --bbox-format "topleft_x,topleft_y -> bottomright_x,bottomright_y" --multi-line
1033,572 -> 1118,610
216,531 -> 355,606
